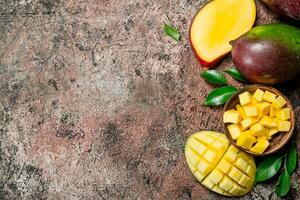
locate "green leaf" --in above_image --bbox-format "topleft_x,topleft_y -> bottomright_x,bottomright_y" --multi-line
204,86 -> 237,106
163,23 -> 180,41
224,67 -> 247,82
275,170 -> 291,197
286,145 -> 297,175
200,70 -> 227,85
255,155 -> 282,182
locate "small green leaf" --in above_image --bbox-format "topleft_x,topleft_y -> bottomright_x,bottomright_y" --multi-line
204,86 -> 237,106
163,23 -> 180,41
224,67 -> 247,82
275,170 -> 291,197
286,145 -> 297,175
255,155 -> 282,182
200,70 -> 227,85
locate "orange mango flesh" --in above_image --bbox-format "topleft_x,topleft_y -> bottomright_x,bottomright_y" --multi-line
190,0 -> 256,68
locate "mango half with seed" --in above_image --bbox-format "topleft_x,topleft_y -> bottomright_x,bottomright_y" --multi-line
185,131 -> 256,196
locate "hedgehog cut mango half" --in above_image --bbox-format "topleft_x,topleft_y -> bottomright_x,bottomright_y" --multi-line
185,131 -> 256,196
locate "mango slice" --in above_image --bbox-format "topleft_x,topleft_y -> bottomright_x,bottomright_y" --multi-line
185,131 -> 256,196
189,0 -> 256,69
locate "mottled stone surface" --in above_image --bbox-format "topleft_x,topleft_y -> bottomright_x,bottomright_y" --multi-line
0,0 -> 299,199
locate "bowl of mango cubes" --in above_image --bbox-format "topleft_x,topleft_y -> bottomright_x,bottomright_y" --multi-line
223,85 -> 295,156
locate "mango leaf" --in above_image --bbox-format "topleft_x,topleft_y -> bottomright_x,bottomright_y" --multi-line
204,86 -> 237,106
286,145 -> 297,175
275,171 -> 291,197
163,23 -> 180,41
256,155 -> 282,182
224,67 -> 247,82
200,70 -> 227,85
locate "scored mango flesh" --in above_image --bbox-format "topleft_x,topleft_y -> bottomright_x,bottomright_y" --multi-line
185,131 -> 256,196
224,89 -> 292,154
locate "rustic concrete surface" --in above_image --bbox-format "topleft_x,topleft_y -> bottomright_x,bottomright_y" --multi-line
0,0 -> 299,199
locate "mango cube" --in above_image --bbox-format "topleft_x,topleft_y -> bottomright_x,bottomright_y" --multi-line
268,128 -> 279,138
256,102 -> 271,117
239,91 -> 252,105
262,91 -> 277,102
278,121 -> 291,132
257,135 -> 267,141
269,106 -> 277,117
253,89 -> 264,102
223,110 -> 241,123
236,105 -> 247,119
236,132 -> 256,150
241,117 -> 258,129
227,124 -> 242,140
272,96 -> 287,109
276,108 -> 291,120
243,105 -> 258,117
250,139 -> 270,154
259,116 -> 277,128
250,123 -> 268,136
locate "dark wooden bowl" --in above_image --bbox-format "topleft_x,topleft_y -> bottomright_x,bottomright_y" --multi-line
224,84 -> 295,156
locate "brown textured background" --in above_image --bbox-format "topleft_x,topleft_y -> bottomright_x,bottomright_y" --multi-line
0,0 -> 299,199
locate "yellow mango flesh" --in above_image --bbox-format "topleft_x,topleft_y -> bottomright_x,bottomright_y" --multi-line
190,0 -> 256,63
224,89 -> 292,154
185,131 -> 256,196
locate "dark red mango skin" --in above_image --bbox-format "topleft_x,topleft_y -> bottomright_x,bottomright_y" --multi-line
262,0 -> 300,20
232,24 -> 300,84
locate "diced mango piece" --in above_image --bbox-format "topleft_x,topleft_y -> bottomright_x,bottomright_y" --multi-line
213,185 -> 225,195
234,157 -> 248,172
257,135 -> 267,141
202,177 -> 214,189
259,116 -> 277,128
256,102 -> 271,117
209,169 -> 224,184
236,132 -> 256,149
194,171 -> 205,182
236,105 -> 247,119
239,91 -> 252,105
185,147 -> 200,166
188,138 -> 207,155
228,166 -> 243,182
250,123 -> 268,136
229,183 -> 243,196
238,174 -> 252,189
197,159 -> 213,176
217,159 -> 231,174
203,149 -> 217,163
251,96 -> 258,104
227,124 -> 242,140
262,91 -> 277,102
241,117 -> 258,129
268,128 -> 278,138
278,120 -> 291,132
272,96 -> 287,109
276,108 -> 291,120
253,89 -> 264,102
243,105 -> 258,117
223,109 -> 241,123
220,176 -> 234,191
250,139 -> 270,154
269,106 -> 277,117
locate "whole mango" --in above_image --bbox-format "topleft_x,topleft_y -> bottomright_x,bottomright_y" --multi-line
262,0 -> 300,20
185,131 -> 256,196
231,24 -> 300,84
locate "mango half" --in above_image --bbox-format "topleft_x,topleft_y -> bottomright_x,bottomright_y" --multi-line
185,131 -> 256,196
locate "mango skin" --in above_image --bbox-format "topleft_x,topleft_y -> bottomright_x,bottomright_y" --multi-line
232,24 -> 300,84
262,0 -> 300,20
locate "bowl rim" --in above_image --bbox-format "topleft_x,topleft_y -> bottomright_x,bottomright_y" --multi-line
223,84 -> 295,156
